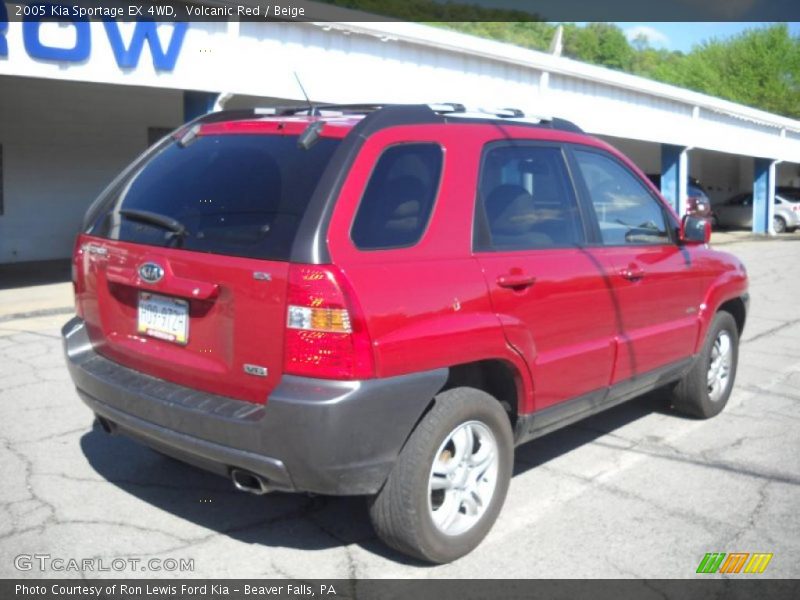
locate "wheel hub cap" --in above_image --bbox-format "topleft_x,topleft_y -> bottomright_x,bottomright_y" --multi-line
707,330 -> 733,402
428,421 -> 499,536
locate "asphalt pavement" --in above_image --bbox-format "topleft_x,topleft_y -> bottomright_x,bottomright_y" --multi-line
0,237 -> 798,579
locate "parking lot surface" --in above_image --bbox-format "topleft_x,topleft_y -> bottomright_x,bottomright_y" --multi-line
1,238 -> 798,578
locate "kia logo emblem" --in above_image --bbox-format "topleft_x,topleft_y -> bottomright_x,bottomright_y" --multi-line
138,262 -> 164,284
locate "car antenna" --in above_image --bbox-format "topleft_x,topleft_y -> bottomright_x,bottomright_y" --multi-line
294,71 -> 324,150
294,71 -> 316,116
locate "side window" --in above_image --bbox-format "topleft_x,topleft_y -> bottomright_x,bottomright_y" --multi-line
351,144 -> 443,250
574,149 -> 669,246
477,145 -> 584,250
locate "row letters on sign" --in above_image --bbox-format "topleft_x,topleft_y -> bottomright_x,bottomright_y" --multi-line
0,5 -> 187,71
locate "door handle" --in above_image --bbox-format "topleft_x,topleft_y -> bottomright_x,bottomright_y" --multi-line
619,265 -> 645,281
497,274 -> 536,290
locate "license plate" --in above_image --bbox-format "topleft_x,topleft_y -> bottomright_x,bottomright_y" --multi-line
137,292 -> 189,345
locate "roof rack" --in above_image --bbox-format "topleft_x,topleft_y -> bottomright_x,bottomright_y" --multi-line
189,103 -> 583,134
273,104 -> 390,116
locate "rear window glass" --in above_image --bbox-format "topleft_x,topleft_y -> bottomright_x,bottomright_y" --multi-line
350,143 -> 443,250
779,189 -> 800,202
87,134 -> 340,260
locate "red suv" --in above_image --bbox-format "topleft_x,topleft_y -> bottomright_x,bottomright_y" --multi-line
63,104 -> 749,563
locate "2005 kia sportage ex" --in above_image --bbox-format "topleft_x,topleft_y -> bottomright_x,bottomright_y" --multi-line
63,103 -> 749,563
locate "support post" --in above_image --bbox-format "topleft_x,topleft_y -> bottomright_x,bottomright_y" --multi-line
660,144 -> 689,216
752,158 -> 776,235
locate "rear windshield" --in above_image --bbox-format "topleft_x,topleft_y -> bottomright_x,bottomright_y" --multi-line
86,134 -> 340,260
779,189 -> 800,202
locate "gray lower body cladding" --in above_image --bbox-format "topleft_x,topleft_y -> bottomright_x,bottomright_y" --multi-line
62,317 -> 447,495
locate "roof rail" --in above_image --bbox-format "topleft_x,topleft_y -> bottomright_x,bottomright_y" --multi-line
434,104 -> 583,132
188,103 -> 583,134
427,103 -> 467,114
277,104 -> 391,116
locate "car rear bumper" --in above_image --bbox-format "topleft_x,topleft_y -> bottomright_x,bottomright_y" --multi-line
783,213 -> 800,228
62,317 -> 447,495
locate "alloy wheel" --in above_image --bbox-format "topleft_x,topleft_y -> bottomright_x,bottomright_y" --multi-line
428,421 -> 499,536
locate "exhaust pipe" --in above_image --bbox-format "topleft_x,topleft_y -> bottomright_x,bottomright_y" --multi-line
96,416 -> 117,434
230,468 -> 272,495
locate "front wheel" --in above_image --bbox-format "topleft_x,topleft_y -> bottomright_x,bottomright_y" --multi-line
672,311 -> 739,418
368,387 -> 513,563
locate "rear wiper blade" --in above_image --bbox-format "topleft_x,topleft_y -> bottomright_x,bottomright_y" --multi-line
119,209 -> 189,238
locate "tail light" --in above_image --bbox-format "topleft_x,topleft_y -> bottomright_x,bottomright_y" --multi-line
284,265 -> 374,379
792,205 -> 800,213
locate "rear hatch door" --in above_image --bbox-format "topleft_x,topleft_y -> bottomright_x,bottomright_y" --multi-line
76,125 -> 341,403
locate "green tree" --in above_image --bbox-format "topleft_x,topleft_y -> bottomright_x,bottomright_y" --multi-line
435,21 -> 800,118
562,23 -> 634,71
679,25 -> 800,117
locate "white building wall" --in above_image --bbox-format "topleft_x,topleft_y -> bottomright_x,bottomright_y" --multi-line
549,75 -> 694,145
598,137 -> 661,173
2,18 -> 800,262
0,77 -> 182,262
2,19 -> 798,162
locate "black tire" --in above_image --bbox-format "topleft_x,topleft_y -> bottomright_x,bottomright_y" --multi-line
672,311 -> 739,418
774,216 -> 787,234
368,387 -> 513,564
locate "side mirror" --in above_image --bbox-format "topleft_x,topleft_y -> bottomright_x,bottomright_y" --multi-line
680,215 -> 711,244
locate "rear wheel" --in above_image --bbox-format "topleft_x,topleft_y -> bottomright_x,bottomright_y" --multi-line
368,387 -> 513,563
774,216 -> 787,234
672,311 -> 739,418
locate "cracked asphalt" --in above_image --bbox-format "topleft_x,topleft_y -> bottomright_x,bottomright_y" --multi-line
0,238 -> 799,579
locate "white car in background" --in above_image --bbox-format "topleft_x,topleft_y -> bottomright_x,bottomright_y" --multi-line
713,187 -> 800,233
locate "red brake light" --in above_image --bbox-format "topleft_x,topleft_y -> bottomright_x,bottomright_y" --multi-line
284,265 -> 374,379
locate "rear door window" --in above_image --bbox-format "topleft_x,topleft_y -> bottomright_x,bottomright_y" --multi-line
475,143 -> 585,251
87,134 -> 341,261
779,189 -> 800,202
350,143 -> 443,250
